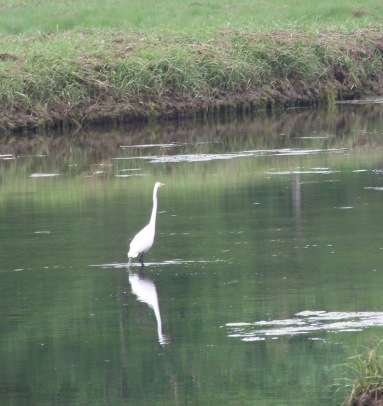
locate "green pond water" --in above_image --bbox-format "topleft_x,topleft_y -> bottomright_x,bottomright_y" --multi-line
1,104 -> 383,405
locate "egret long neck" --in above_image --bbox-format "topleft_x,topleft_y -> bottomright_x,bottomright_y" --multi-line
148,186 -> 158,228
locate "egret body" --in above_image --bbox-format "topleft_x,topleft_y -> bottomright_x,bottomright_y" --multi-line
128,182 -> 165,265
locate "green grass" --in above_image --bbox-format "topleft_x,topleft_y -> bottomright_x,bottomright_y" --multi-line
0,0 -> 383,132
0,0 -> 382,34
340,340 -> 383,405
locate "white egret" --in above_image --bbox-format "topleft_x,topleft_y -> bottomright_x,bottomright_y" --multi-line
128,182 -> 165,266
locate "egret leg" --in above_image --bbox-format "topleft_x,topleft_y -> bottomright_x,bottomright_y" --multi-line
139,253 -> 145,267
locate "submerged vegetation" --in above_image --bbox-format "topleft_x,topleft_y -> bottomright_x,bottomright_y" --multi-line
0,0 -> 383,132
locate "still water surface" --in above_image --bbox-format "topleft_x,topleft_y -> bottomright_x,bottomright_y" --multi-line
1,105 -> 383,405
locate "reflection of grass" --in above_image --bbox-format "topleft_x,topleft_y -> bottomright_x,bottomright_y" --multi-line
0,142 -> 382,210
341,341 -> 383,406
1,112 -> 383,206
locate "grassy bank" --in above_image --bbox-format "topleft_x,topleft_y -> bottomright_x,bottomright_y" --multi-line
0,1 -> 383,132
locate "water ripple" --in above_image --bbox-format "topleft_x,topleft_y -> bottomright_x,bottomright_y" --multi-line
148,153 -> 252,163
29,173 -> 60,178
113,148 -> 345,164
90,259 -> 219,269
365,187 -> 383,191
265,169 -> 336,175
120,143 -> 182,148
225,310 -> 383,341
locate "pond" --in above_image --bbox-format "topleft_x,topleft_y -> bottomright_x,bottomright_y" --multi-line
1,104 -> 383,405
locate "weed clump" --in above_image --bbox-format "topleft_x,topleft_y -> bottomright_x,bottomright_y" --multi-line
343,341 -> 383,406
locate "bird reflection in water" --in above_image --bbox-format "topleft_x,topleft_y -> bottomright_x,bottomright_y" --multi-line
128,267 -> 170,346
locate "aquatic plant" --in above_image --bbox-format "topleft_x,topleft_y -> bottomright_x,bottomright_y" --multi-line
342,340 -> 383,406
